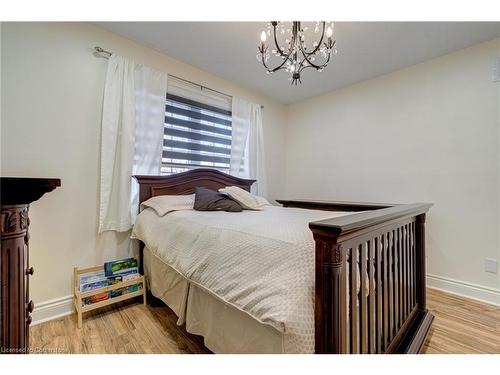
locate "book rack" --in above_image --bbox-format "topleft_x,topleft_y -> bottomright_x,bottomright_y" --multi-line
73,264 -> 146,328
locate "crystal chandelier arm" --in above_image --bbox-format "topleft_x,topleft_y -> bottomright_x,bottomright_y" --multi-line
297,22 -> 333,72
298,40 -> 331,71
297,52 -> 331,74
272,22 -> 288,57
260,46 -> 293,73
301,22 -> 326,57
258,21 -> 294,73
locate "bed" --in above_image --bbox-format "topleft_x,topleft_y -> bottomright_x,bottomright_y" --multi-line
132,168 -> 433,354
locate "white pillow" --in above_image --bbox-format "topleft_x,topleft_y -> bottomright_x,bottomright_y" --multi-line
218,186 -> 270,210
140,194 -> 195,216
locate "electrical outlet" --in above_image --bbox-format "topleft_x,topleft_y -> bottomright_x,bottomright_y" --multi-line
484,258 -> 498,274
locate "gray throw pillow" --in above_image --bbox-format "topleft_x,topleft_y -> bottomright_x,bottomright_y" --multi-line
193,187 -> 243,212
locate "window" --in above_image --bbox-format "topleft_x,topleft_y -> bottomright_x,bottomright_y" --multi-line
162,93 -> 232,175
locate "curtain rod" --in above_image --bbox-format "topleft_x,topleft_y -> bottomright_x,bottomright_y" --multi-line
93,46 -> 264,109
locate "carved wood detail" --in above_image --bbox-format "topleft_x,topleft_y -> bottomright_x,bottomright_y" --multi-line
1,206 -> 29,237
313,234 -> 345,353
1,205 -> 29,353
1,177 -> 60,354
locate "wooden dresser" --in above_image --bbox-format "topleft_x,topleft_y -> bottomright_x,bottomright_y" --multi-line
0,177 -> 60,354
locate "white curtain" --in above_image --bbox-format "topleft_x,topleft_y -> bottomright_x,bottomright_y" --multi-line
99,55 -> 167,233
230,97 -> 267,197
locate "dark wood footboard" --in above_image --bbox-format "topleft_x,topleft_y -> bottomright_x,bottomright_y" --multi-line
278,200 -> 433,354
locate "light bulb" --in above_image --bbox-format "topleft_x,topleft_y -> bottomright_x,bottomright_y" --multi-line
326,26 -> 333,38
260,31 -> 267,43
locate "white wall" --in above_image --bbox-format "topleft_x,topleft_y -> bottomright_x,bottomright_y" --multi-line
285,38 -> 500,303
0,22 -> 288,312
1,22 -> 499,323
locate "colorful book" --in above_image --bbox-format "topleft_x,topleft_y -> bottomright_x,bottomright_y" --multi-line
82,292 -> 109,306
122,273 -> 140,281
80,279 -> 109,292
79,271 -> 106,286
79,272 -> 125,292
107,275 -> 124,284
109,283 -> 143,298
109,267 -> 139,278
104,258 -> 138,277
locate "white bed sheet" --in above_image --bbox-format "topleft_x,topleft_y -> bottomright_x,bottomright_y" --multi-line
132,205 -> 353,353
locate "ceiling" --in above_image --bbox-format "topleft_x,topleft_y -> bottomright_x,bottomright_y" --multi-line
97,22 -> 500,103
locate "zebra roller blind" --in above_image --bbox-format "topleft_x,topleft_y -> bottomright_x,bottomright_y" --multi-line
162,82 -> 232,175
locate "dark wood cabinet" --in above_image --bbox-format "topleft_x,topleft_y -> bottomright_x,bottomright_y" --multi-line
1,177 -> 60,354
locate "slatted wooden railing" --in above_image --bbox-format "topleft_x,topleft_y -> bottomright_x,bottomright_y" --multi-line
278,200 -> 433,354
342,219 -> 419,353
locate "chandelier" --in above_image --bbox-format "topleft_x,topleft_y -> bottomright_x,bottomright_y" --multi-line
257,21 -> 337,85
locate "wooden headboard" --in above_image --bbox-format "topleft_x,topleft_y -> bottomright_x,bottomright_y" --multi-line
133,168 -> 256,206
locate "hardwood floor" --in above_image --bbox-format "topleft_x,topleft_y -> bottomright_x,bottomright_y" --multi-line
422,289 -> 499,354
31,297 -> 210,354
30,288 -> 499,354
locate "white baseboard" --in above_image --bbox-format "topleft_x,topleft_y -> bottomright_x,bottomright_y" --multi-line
31,295 -> 74,326
427,274 -> 500,306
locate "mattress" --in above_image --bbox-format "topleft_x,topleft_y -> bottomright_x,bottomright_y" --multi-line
132,205 -> 354,353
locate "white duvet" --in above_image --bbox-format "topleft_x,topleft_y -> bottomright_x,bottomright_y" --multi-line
132,205 -> 353,353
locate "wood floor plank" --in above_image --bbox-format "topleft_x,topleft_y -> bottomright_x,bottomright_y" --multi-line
30,289 -> 499,354
423,288 -> 500,354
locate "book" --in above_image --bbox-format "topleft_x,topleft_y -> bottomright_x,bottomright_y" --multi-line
79,272 -> 125,292
82,292 -> 109,306
109,283 -> 143,298
108,267 -> 139,278
107,275 -> 124,284
104,258 -> 138,277
122,273 -> 140,281
79,271 -> 106,286
80,279 -> 109,292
